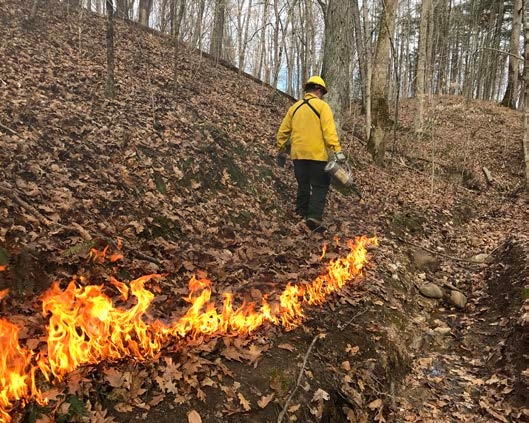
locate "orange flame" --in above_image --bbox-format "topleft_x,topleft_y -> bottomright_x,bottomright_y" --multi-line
0,319 -> 42,422
0,236 -> 377,421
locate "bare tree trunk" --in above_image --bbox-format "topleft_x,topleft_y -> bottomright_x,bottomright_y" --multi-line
484,0 -> 504,100
285,15 -> 295,96
321,0 -> 353,134
502,0 -> 523,109
367,0 -> 398,164
209,0 -> 227,59
173,0 -> 185,88
305,0 -> 317,76
191,0 -> 206,50
434,0 -> 451,94
363,0 -> 372,141
105,0 -> 115,98
352,0 -> 367,112
271,0 -> 282,87
139,0 -> 154,27
415,0 -> 431,135
449,29 -> 460,94
299,0 -> 315,86
523,0 -> 529,189
115,0 -> 130,20
253,0 -> 269,79
235,0 -> 252,72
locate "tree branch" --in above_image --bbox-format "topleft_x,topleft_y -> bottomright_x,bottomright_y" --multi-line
0,122 -> 20,136
277,333 -> 324,423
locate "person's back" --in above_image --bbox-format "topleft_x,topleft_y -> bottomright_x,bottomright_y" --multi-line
276,76 -> 346,233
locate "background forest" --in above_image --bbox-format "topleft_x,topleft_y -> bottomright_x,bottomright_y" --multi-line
0,0 -> 528,422
44,0 -> 529,182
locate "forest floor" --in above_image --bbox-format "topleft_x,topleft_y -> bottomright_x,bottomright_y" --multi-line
0,1 -> 528,422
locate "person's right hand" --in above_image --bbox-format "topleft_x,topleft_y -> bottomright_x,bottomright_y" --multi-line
335,151 -> 346,163
276,152 -> 287,167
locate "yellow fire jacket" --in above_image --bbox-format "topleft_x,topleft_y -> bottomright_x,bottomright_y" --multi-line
276,93 -> 342,162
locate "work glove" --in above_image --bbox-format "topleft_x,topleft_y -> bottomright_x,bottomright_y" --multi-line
276,152 -> 288,167
335,151 -> 346,163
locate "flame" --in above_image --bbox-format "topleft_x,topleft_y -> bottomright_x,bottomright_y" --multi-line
0,236 -> 377,421
0,319 -> 42,422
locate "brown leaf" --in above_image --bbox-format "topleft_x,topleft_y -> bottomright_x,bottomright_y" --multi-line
368,398 -> 382,410
345,344 -> 360,356
278,343 -> 295,352
148,394 -> 165,406
221,346 -> 244,362
114,402 -> 133,413
187,409 -> 202,423
288,403 -> 301,412
257,392 -> 275,408
103,368 -> 128,388
238,392 -> 251,411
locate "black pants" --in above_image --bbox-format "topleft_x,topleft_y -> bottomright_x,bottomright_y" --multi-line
293,160 -> 330,221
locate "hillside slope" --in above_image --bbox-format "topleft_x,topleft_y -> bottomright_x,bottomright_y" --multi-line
1,1 -> 528,422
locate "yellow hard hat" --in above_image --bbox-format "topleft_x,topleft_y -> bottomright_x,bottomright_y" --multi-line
305,76 -> 327,93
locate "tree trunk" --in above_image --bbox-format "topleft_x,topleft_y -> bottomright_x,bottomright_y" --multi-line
271,0 -> 282,87
523,0 -> 529,189
105,0 -> 115,98
139,0 -> 154,27
367,0 -> 398,164
484,0 -> 504,100
462,0 -> 479,100
321,0 -> 353,135
363,0 -> 372,141
415,0 -> 431,135
434,0 -> 451,94
253,0 -> 269,79
449,28 -> 460,94
115,0 -> 130,20
209,0 -> 227,59
191,0 -> 206,50
173,0 -> 185,88
236,0 -> 252,72
351,0 -> 367,112
502,0 -> 523,109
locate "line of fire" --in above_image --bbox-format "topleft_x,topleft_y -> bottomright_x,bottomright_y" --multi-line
0,235 -> 378,422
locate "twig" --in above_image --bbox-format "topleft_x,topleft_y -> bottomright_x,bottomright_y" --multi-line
0,122 -> 20,136
0,186 -> 52,227
337,310 -> 367,331
130,250 -> 162,267
277,333 -> 324,423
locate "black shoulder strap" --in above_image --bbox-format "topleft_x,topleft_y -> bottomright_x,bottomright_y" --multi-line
292,98 -> 321,119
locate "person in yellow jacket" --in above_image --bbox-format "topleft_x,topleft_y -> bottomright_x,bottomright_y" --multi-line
276,75 -> 346,232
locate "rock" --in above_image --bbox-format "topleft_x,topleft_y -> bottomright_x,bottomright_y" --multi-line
433,326 -> 452,336
411,249 -> 440,272
448,290 -> 467,309
418,283 -> 444,299
470,253 -> 491,263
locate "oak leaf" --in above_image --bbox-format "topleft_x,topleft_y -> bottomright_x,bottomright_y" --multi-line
187,409 -> 202,423
257,392 -> 274,408
238,392 -> 251,411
